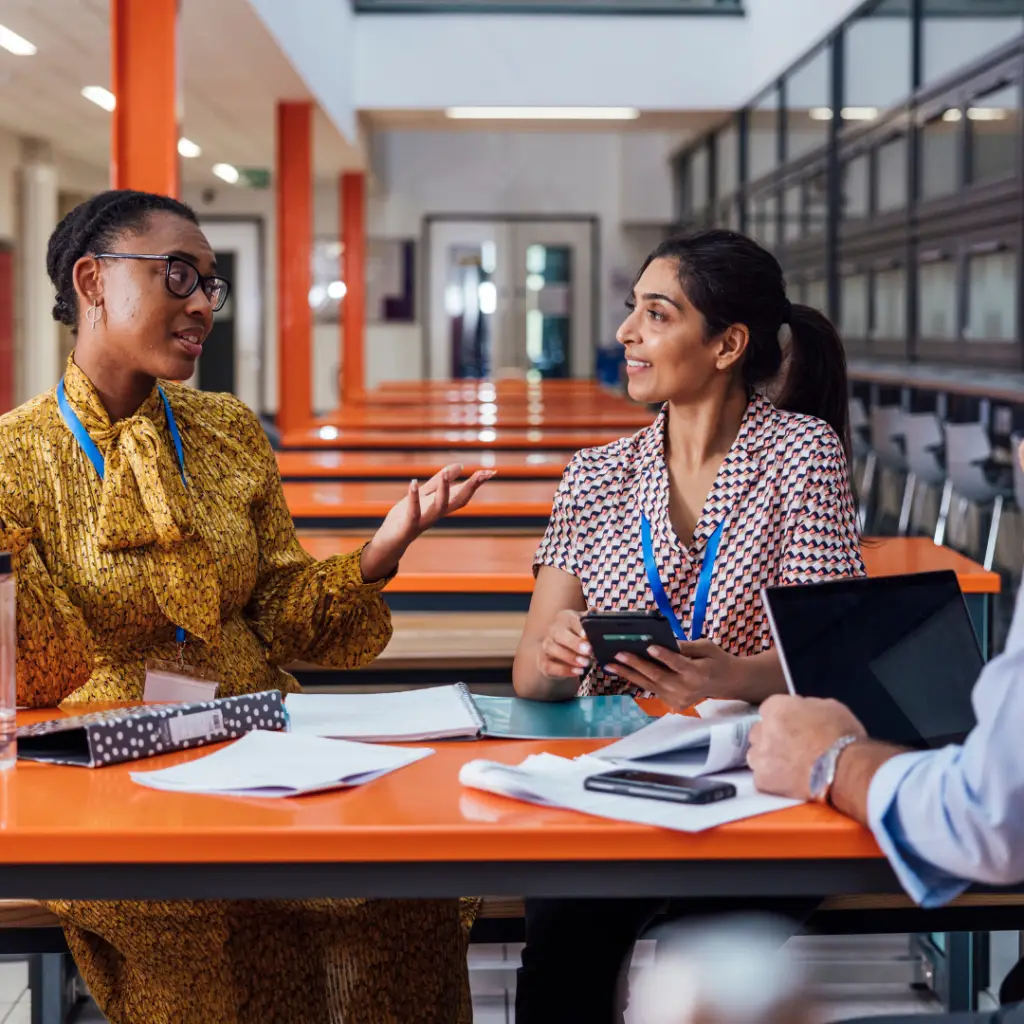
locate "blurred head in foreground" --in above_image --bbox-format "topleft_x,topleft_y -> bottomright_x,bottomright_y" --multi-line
630,915 -> 817,1024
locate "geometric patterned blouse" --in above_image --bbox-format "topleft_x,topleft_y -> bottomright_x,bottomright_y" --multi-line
535,393 -> 865,695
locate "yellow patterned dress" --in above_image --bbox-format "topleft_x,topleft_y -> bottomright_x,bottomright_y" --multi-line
0,357 -> 472,1024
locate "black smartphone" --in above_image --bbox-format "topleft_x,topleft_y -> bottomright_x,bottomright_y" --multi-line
583,769 -> 737,805
580,610 -> 678,667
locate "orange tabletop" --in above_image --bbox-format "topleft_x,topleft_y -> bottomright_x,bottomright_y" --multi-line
279,426 -> 628,451
285,480 -> 557,527
0,705 -> 890,900
297,534 -> 1000,596
312,406 -> 653,431
277,450 -> 573,481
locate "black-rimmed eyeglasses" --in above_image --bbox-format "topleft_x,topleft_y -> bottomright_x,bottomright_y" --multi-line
92,253 -> 231,312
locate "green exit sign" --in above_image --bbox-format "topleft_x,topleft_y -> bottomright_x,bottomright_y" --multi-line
238,168 -> 271,189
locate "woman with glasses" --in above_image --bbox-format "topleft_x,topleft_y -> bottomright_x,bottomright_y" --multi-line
0,190 -> 490,1023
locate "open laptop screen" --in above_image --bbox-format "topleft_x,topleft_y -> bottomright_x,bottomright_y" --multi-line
762,570 -> 981,749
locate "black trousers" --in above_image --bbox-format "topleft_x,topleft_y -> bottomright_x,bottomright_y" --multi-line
515,896 -> 821,1024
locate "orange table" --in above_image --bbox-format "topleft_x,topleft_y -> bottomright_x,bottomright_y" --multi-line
312,406 -> 653,431
0,705 -> 890,899
298,534 -> 999,634
278,425 -> 629,451
285,480 -> 557,530
277,450 -> 573,482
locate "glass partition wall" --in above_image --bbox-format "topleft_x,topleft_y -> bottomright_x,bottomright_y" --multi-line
672,0 -> 1024,370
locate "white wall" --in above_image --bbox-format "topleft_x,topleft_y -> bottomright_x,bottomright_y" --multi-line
369,128 -> 678,372
354,0 -> 864,112
246,0 -> 357,142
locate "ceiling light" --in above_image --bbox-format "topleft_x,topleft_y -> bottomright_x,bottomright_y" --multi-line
0,23 -> 36,56
178,138 -> 201,158
943,109 -> 963,122
326,280 -> 347,300
82,86 -> 116,112
967,107 -> 1009,121
212,163 -> 240,184
808,107 -> 834,121
841,106 -> 878,121
445,106 -> 640,121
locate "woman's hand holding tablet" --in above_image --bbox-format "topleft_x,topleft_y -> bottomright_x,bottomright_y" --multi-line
605,638 -> 743,711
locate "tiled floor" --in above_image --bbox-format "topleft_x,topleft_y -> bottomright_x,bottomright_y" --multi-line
0,937 -> 954,1022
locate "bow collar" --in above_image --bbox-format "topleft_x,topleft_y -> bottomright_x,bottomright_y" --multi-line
58,356 -> 221,644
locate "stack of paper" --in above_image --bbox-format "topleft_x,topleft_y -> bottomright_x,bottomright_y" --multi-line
285,684 -> 484,742
459,753 -> 799,833
458,702 -> 800,832
591,705 -> 761,776
130,730 -> 433,798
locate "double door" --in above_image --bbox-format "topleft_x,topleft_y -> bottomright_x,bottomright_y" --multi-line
427,218 -> 594,380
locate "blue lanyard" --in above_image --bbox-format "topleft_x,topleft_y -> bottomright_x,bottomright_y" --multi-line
641,513 -> 724,642
57,377 -> 188,645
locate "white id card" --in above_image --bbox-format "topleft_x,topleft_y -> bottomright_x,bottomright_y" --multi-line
143,660 -> 220,703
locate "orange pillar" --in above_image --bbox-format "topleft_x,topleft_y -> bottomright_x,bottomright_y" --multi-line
276,102 -> 314,434
110,0 -> 179,196
341,172 -> 366,404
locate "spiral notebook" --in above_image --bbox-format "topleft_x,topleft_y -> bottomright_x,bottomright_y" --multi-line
285,686 -> 651,743
285,684 -> 485,742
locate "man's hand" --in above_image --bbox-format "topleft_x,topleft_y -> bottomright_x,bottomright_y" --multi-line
748,695 -> 867,800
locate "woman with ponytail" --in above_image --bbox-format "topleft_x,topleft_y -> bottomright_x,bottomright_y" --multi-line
512,229 -> 865,1023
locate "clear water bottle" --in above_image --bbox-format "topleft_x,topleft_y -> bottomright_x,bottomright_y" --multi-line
0,553 -> 15,769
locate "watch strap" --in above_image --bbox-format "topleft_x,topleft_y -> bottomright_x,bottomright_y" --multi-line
811,734 -> 860,804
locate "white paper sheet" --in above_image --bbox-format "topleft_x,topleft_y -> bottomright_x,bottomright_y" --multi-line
285,684 -> 482,742
592,708 -> 760,776
459,753 -> 799,833
130,730 -> 433,798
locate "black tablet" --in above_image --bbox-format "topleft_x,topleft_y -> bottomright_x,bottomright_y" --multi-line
762,570 -> 981,749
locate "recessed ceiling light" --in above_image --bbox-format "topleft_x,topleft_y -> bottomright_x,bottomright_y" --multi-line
212,163 -> 240,184
178,138 -> 201,158
967,107 -> 1009,121
841,106 -> 879,121
82,86 -> 116,112
0,23 -> 36,56
445,106 -> 640,121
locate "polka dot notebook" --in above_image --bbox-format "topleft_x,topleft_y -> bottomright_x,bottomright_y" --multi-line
16,690 -> 286,767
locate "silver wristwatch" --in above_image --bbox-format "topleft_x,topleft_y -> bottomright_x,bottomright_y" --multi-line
809,735 -> 860,804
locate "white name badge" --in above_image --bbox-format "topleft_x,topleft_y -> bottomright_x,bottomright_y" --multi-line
143,660 -> 220,703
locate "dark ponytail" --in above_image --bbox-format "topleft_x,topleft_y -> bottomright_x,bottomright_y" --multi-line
642,230 -> 850,458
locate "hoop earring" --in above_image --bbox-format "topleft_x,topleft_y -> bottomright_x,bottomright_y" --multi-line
85,301 -> 102,330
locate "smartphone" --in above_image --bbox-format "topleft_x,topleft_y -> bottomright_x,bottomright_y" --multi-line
580,610 -> 678,668
583,769 -> 737,805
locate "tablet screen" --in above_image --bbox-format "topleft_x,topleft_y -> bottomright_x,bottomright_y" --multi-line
764,571 -> 981,749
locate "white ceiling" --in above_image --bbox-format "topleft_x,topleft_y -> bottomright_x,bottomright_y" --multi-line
0,0 -> 363,192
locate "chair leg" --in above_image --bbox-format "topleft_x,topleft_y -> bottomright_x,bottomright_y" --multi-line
898,472 -> 917,537
934,479 -> 953,547
29,953 -> 69,1024
858,453 -> 876,534
984,495 -> 1004,572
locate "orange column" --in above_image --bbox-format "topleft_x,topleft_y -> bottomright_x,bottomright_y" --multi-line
276,102 -> 314,434
110,0 -> 179,196
341,172 -> 366,404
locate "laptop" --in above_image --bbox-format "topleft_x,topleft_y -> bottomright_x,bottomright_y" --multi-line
761,570 -> 981,749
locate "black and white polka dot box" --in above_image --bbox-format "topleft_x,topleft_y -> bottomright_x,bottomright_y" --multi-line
16,691 -> 287,767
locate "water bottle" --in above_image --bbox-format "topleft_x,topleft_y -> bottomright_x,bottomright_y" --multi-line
0,553 -> 15,769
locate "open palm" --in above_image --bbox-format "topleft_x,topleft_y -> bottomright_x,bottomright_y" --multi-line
360,464 -> 495,581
